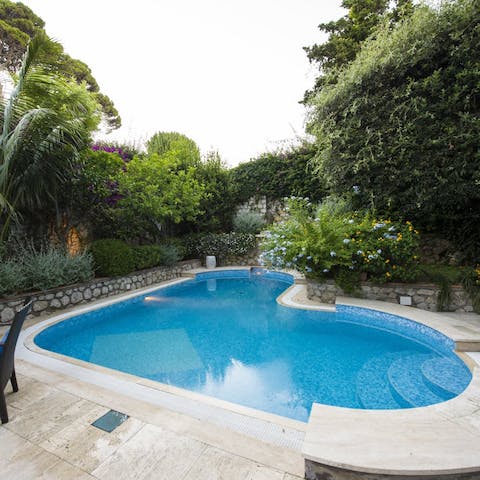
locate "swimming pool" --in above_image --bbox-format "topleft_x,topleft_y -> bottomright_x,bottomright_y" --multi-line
34,269 -> 472,422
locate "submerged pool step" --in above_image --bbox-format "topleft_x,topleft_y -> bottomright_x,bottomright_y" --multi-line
421,357 -> 471,398
356,352 -> 406,409
387,354 -> 447,408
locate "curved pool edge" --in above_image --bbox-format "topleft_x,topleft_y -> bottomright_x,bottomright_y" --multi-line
16,267 -> 480,477
302,294 -> 480,478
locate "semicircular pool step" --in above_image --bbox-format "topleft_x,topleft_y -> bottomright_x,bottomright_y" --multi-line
388,353 -> 448,408
421,357 -> 471,398
356,352 -> 406,409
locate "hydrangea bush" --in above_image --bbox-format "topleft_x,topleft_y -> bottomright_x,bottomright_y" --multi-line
260,197 -> 420,291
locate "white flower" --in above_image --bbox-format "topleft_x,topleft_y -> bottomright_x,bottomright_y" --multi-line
377,249 -> 382,254
348,219 -> 355,224
343,238 -> 351,244
323,268 -> 329,273
330,251 -> 336,257
357,250 -> 363,255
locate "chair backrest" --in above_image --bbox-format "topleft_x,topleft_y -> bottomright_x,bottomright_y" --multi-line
0,298 -> 32,389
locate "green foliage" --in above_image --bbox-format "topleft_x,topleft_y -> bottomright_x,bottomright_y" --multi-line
303,0 -> 414,101
132,245 -> 161,270
233,211 -> 265,234
307,0 -> 480,259
184,233 -> 257,262
89,239 -> 135,277
21,247 -> 93,291
118,153 -> 205,231
157,244 -> 181,266
0,259 -> 26,295
146,132 -> 200,169
0,32 -> 100,239
260,197 -> 419,290
133,244 -> 180,270
0,0 -> 120,129
0,0 -> 43,72
462,266 -> 480,314
186,151 -> 234,232
0,246 -> 93,295
230,143 -> 326,205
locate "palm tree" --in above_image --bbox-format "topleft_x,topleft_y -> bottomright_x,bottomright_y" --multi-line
0,32 -> 99,240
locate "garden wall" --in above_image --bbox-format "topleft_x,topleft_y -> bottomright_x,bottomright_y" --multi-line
0,259 -> 201,322
307,279 -> 473,312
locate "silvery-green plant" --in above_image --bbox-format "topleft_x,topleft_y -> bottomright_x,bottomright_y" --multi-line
233,211 -> 265,234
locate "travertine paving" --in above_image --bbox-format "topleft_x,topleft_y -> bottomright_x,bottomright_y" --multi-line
2,367 -> 304,480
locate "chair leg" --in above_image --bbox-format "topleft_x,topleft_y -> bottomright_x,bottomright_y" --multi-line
10,368 -> 18,392
0,390 -> 8,424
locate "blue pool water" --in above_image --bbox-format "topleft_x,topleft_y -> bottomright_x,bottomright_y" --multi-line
35,270 -> 472,422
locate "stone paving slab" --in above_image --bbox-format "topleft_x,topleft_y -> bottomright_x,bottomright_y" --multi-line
2,368 -> 304,480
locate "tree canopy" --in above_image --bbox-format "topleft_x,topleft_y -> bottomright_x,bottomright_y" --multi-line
303,0 -> 414,101
307,0 -> 480,258
0,0 -> 121,130
0,31 -> 100,239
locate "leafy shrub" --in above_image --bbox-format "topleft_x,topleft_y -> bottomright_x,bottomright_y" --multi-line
0,260 -> 27,295
90,239 -> 135,277
260,197 -> 420,290
133,245 -> 163,270
133,244 -> 180,270
20,247 -> 94,291
184,233 -> 257,261
158,244 -> 180,266
233,211 -> 265,234
0,246 -> 94,296
307,0 -> 480,259
230,143 -> 326,205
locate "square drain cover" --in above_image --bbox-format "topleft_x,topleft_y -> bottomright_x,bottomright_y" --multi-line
92,410 -> 129,433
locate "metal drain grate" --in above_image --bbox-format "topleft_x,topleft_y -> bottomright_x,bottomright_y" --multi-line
91,410 -> 129,433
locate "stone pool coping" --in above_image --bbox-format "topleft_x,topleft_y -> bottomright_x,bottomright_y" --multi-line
14,267 -> 480,477
302,294 -> 480,477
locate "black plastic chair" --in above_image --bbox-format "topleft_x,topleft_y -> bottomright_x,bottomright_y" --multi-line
0,298 -> 32,424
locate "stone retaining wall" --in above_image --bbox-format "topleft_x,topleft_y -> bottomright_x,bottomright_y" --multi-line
307,279 -> 473,312
0,259 -> 201,322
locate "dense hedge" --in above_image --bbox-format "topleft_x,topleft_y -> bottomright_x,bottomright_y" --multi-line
90,239 -> 181,277
183,232 -> 257,261
307,0 -> 480,259
229,144 -> 326,205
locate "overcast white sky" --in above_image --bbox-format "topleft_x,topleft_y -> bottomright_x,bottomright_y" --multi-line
21,0 -> 345,166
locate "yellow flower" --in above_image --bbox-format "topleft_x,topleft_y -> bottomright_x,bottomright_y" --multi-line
392,265 -> 397,270
386,272 -> 391,277
385,259 -> 390,263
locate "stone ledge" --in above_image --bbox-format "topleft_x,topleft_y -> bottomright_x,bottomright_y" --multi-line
307,279 -> 473,313
0,259 -> 201,321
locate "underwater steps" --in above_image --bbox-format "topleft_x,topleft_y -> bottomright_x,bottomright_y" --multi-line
356,352 -> 471,409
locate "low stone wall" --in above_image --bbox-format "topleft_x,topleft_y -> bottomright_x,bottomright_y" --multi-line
307,279 -> 473,312
0,259 -> 201,322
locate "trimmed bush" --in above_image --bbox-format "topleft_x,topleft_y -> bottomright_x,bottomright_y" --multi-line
90,239 -> 135,277
133,245 -> 163,270
233,211 -> 265,234
184,233 -> 257,261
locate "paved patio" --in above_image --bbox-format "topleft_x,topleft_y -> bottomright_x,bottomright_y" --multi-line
1,360 -> 304,479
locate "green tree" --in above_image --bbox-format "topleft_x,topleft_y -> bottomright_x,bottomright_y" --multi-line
307,0 -> 480,258
303,0 -> 414,101
186,151 -> 234,232
0,32 -> 100,239
118,153 -> 204,239
0,0 -> 121,130
146,131 -> 201,169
